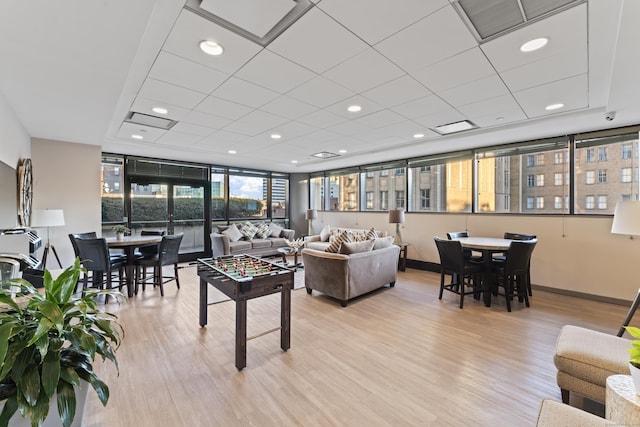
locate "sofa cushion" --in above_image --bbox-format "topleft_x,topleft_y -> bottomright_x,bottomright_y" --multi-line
270,237 -> 287,248
251,238 -> 272,249
320,225 -> 331,242
229,240 -> 252,252
325,230 -> 352,253
340,239 -> 375,254
240,221 -> 258,240
373,236 -> 395,250
255,222 -> 271,239
269,223 -> 283,238
222,224 -> 243,242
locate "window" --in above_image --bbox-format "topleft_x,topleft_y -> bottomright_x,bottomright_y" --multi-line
554,173 -> 563,186
554,152 -> 563,164
623,144 -> 633,159
327,172 -> 359,211
113,166 -> 120,176
420,189 -> 431,209
380,170 -> 388,176
597,195 -> 607,209
526,155 -> 535,167
527,175 -> 535,187
585,171 -> 595,184
359,166 -> 405,210
380,191 -> 388,210
536,174 -> 544,187
586,148 -> 594,162
622,168 -> 632,183
271,175 -> 289,218
554,196 -> 562,209
535,197 -> 544,209
395,191 -> 405,208
585,196 -> 595,209
420,166 -> 431,173
598,169 -> 607,184
526,197 -> 534,209
536,154 -> 544,166
395,168 -> 405,175
598,147 -> 608,161
211,172 -> 226,219
310,176 -> 325,211
366,172 -> 374,178
229,174 -> 267,219
101,155 -> 125,224
365,192 -> 373,209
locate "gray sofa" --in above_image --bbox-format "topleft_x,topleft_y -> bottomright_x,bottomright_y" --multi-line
302,241 -> 400,307
210,222 -> 295,258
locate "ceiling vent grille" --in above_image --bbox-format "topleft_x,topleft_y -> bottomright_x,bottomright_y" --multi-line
454,0 -> 584,41
124,112 -> 177,130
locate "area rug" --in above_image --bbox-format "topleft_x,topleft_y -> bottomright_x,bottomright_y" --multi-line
207,267 -> 305,305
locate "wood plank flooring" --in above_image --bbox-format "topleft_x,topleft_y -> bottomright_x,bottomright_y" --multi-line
81,265 -> 629,426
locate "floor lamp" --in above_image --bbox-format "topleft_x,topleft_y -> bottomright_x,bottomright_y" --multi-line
389,209 -> 405,245
305,209 -> 317,236
31,209 -> 65,269
611,200 -> 640,336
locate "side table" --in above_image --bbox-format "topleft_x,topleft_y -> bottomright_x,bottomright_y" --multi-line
397,242 -> 410,271
277,247 -> 302,272
606,374 -> 640,425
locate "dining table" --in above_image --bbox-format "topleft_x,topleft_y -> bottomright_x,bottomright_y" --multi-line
453,237 -> 513,307
106,235 -> 162,297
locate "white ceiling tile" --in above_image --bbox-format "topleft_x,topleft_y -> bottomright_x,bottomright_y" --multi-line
323,95 -> 383,119
322,48 -> 405,94
195,95 -> 253,120
265,120 -> 318,140
513,74 -> 588,118
330,120 -> 373,137
362,120 -> 436,141
354,109 -> 406,129
297,109 -> 346,128
267,7 -> 368,73
161,9 -> 262,75
375,6 -> 477,72
181,110 -> 233,129
223,110 -> 289,136
212,77 -> 280,108
259,95 -> 318,120
412,48 -> 496,92
317,0 -> 448,45
170,121 -> 216,137
411,107 -> 466,129
456,94 -> 523,119
130,97 -> 191,122
156,130 -> 203,146
391,95 -> 453,119
361,75 -> 432,108
438,75 -> 510,107
235,49 -> 316,94
137,78 -> 207,109
480,4 -> 587,73
149,51 -> 228,94
287,75 -> 354,108
116,122 -> 166,143
466,107 -> 527,129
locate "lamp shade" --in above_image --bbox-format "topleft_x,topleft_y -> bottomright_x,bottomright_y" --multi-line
31,209 -> 65,227
305,209 -> 318,220
611,201 -> 640,235
388,209 -> 405,224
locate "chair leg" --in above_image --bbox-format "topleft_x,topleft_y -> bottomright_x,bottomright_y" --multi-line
158,266 -> 164,297
438,272 -> 445,300
174,263 -> 180,289
561,388 -> 569,404
505,275 -> 512,312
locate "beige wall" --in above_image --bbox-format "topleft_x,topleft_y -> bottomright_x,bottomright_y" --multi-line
31,138 -> 102,267
311,211 -> 640,302
0,92 -> 30,167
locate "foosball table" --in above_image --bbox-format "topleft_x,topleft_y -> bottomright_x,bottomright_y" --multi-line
196,255 -> 294,370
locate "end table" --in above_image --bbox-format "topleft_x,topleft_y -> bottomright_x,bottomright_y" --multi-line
606,374 -> 640,425
397,242 -> 410,271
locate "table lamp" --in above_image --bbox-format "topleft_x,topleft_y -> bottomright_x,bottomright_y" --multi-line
31,209 -> 65,268
305,209 -> 317,236
388,209 -> 405,245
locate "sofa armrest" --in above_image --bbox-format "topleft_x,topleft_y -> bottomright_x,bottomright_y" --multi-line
304,235 -> 321,247
210,232 -> 230,257
281,228 -> 295,240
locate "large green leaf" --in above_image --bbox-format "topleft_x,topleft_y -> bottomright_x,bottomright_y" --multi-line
18,364 -> 40,406
0,392 -> 18,427
56,380 -> 76,427
41,350 -> 60,398
26,317 -> 55,348
36,300 -> 64,330
89,377 -> 109,406
0,324 -> 14,366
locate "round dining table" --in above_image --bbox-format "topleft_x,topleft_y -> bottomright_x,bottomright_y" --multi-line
106,235 -> 162,297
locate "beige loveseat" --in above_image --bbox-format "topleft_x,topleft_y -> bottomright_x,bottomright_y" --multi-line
210,222 -> 295,258
302,239 -> 400,307
304,226 -> 385,251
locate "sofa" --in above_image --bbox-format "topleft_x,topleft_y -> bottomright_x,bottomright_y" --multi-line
302,237 -> 400,307
304,225 -> 386,251
210,222 -> 295,258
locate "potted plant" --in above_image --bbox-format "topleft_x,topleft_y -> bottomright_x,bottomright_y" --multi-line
112,225 -> 130,240
0,258 -> 123,427
625,326 -> 640,395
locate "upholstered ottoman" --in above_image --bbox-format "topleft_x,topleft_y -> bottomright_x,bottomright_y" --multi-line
553,325 -> 630,404
536,399 -> 621,426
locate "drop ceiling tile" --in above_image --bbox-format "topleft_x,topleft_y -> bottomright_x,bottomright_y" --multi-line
138,78 -> 207,109
354,109 -> 406,129
148,51 -> 229,94
330,120 -> 373,137
375,6 -> 477,72
391,95 -> 454,119
156,131 -> 203,146
361,75 -> 432,108
223,110 -> 289,136
259,95 -> 318,120
130,97 -> 191,122
480,3 -> 587,73
235,49 -> 316,94
438,75 -> 510,107
170,121 -> 216,137
195,95 -> 253,120
181,110 -> 233,129
412,47 -> 496,93
317,0 -> 448,45
411,107 -> 466,129
265,120 -> 318,140
465,105 -> 527,129
116,122 -> 166,143
267,7 -> 368,74
323,95 -> 383,119
161,9 -> 262,75
287,75 -> 354,108
513,74 -> 588,118
322,48 -> 405,94
212,77 -> 280,108
362,119 -> 436,141
297,109 -> 346,128
456,93 -> 523,119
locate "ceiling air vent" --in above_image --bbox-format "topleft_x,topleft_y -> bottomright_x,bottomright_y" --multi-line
124,112 -> 177,130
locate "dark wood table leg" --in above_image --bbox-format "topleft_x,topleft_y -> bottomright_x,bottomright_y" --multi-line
236,298 -> 247,370
281,287 -> 291,351
199,278 -> 208,327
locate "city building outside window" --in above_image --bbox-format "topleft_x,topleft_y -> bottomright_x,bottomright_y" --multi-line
536,174 -> 544,187
597,195 -> 607,209
623,144 -> 633,159
598,147 -> 608,161
527,175 -> 535,187
586,148 -> 594,162
622,167 -> 632,183
585,196 -> 595,209
380,191 -> 388,210
395,191 -> 405,208
598,169 -> 607,184
585,170 -> 595,184
420,189 -> 430,209
366,191 -> 373,209
526,197 -> 534,209
554,196 -> 562,209
554,173 -> 563,186
554,152 -> 563,164
535,197 -> 544,209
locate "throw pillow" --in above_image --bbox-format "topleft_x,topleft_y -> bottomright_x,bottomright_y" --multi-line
269,223 -> 284,238
222,224 -> 243,242
240,221 -> 258,240
325,230 -> 352,253
339,239 -> 375,255
319,225 -> 331,242
373,236 -> 395,250
366,227 -> 378,240
328,229 -> 342,243
350,230 -> 367,242
255,222 -> 271,239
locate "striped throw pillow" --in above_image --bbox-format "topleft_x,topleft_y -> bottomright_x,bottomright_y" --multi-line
325,230 -> 352,253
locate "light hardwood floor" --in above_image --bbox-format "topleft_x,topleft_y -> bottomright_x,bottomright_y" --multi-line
82,265 -> 628,427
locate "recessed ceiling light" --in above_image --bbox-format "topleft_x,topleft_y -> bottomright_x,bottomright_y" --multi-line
131,134 -> 144,140
431,120 -> 478,135
270,133 -> 282,140
152,107 -> 168,115
291,160 -> 298,164
228,150 -> 237,154
347,105 -> 362,113
199,40 -> 224,56
545,103 -> 564,111
312,151 -> 340,159
338,149 -> 347,153
413,133 -> 425,139
496,116 -> 505,121
520,37 -> 548,53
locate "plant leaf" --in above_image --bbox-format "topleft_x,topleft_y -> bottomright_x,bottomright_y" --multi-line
41,349 -> 61,398
0,392 -> 18,427
0,324 -> 14,367
89,377 -> 110,406
56,380 -> 77,427
18,364 -> 40,406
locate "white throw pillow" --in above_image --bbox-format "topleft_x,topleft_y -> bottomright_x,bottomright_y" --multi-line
269,223 -> 284,238
222,224 -> 243,242
319,225 -> 331,242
